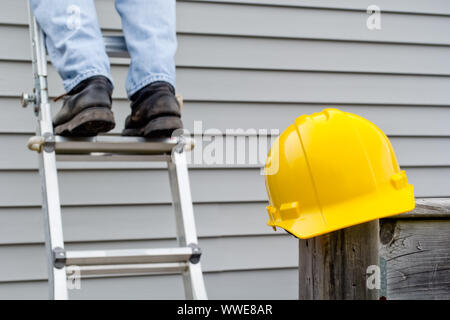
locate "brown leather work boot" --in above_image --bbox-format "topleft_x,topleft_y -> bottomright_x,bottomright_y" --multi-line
53,76 -> 115,136
121,81 -> 183,138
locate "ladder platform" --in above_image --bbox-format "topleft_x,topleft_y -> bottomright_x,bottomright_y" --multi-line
54,136 -> 192,155
28,135 -> 194,161
65,247 -> 199,266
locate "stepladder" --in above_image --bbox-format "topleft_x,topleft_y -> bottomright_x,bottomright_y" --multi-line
21,2 -> 207,300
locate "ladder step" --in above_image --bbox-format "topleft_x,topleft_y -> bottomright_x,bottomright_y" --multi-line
56,154 -> 171,162
66,263 -> 188,277
51,136 -> 193,159
104,35 -> 129,58
65,247 -> 195,266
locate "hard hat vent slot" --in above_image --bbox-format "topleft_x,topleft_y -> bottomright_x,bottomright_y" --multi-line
279,201 -> 301,220
390,170 -> 409,190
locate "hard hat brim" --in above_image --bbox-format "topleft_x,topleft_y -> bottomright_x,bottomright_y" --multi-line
268,184 -> 415,239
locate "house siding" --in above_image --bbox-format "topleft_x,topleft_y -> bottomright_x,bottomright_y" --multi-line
0,0 -> 448,299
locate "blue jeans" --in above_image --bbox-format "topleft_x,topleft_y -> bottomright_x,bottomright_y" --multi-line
30,0 -> 177,97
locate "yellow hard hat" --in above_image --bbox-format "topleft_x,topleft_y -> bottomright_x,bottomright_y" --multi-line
264,108 -> 415,239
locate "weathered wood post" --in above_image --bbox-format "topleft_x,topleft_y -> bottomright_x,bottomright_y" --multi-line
299,220 -> 380,300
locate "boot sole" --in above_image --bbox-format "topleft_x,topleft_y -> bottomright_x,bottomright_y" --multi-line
121,116 -> 183,138
143,116 -> 183,138
54,107 -> 115,137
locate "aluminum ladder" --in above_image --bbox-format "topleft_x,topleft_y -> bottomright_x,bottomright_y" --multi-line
21,4 -> 207,300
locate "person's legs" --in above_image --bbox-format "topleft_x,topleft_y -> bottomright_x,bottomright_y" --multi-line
30,0 -> 112,92
115,0 -> 182,137
29,0 -> 115,136
114,0 -> 177,97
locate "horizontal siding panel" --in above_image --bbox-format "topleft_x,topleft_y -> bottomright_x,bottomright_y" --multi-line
0,167 -> 448,208
390,137 -> 450,167
178,69 -> 450,106
0,202 -> 271,244
174,2 -> 450,45
3,1 -> 450,45
0,1 -> 28,25
2,98 -> 450,137
0,235 -> 297,282
119,102 -> 450,137
2,62 -> 450,105
4,0 -> 450,26
4,26 -> 450,76
406,168 -> 450,198
178,35 -> 450,76
0,168 -> 267,206
186,0 -> 450,16
0,268 -> 298,299
1,134 -> 449,169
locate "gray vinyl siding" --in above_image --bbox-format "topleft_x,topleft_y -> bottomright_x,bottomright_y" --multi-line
0,0 -> 449,299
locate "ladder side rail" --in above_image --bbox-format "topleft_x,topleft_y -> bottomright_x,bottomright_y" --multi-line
27,2 -> 68,300
185,263 -> 208,300
168,149 -> 208,300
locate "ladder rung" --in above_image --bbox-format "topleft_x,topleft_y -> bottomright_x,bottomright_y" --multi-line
104,35 -> 129,58
52,136 -> 193,156
66,263 -> 188,277
56,154 -> 171,162
65,247 -> 194,266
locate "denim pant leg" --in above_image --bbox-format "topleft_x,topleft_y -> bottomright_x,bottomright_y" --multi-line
29,0 -> 112,93
114,0 -> 177,97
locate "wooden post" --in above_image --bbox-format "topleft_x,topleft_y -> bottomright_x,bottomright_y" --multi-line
299,220 -> 380,300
